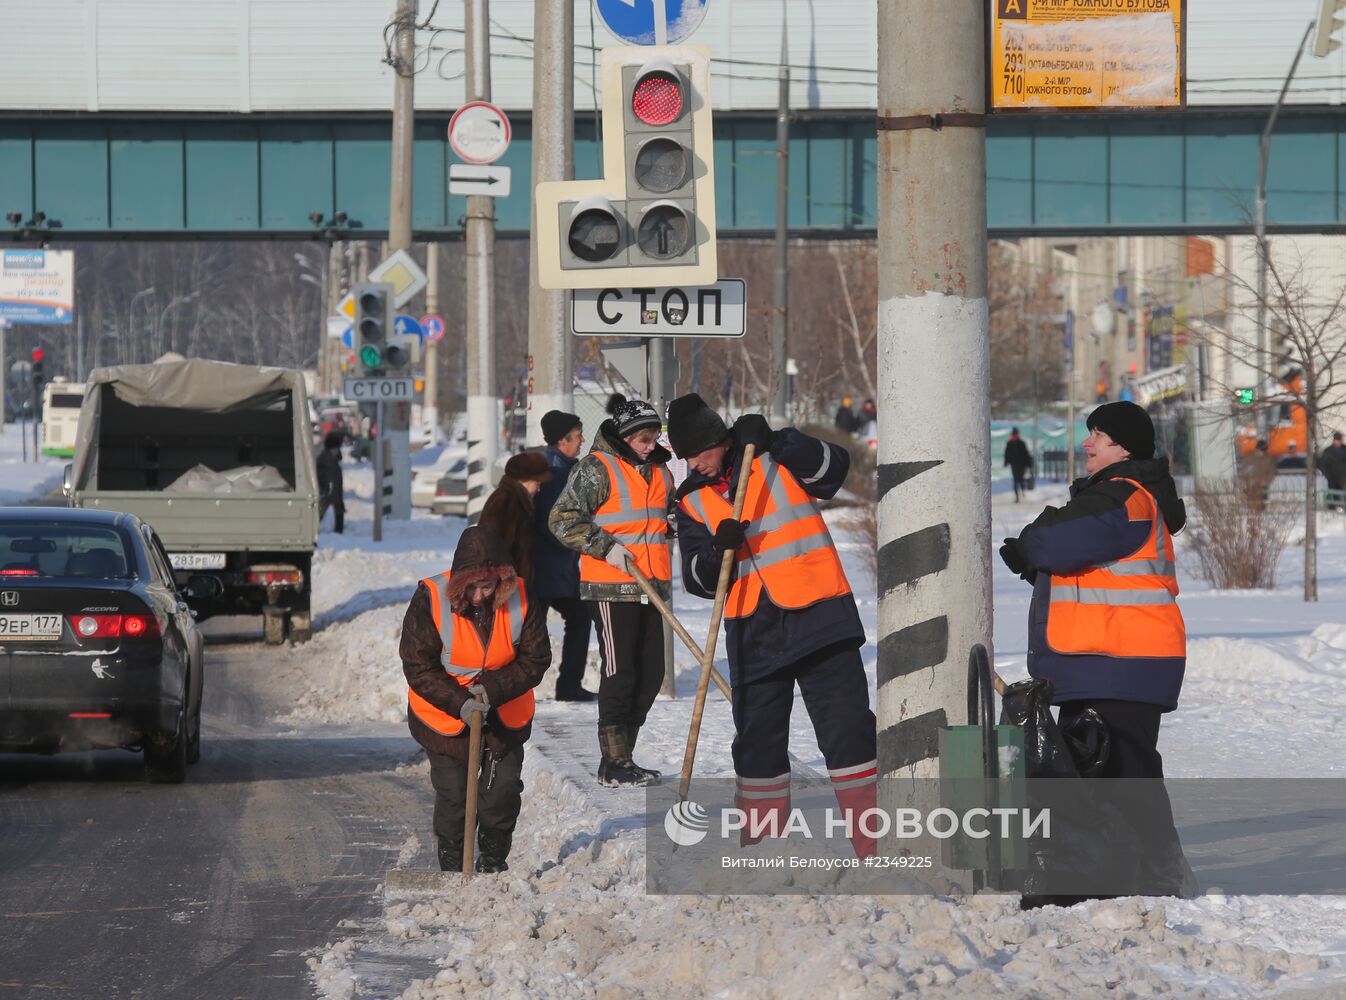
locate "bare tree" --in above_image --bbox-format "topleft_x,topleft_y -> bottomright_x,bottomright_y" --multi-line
987,244 -> 1064,415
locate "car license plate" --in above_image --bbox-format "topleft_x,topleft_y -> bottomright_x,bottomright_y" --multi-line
169,552 -> 226,570
0,613 -> 64,641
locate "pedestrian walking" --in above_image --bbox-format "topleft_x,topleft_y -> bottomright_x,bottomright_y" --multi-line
400,526 -> 551,873
549,395 -> 672,786
833,397 -> 857,433
666,394 -> 878,859
1003,427 -> 1034,503
479,451 -> 552,582
533,410 -> 597,702
315,430 -> 345,534
1319,431 -> 1346,510
999,400 -> 1193,904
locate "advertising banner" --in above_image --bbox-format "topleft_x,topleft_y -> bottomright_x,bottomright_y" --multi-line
991,0 -> 1184,110
0,249 -> 75,323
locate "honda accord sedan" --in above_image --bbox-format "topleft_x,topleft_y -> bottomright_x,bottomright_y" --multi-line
0,507 -> 204,782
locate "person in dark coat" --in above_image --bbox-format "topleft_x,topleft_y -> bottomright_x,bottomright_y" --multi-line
1320,431 -> 1346,510
400,526 -> 551,873
479,451 -> 552,582
668,395 -> 878,859
999,400 -> 1194,904
833,397 -> 857,433
315,430 -> 345,533
532,411 -> 596,702
1003,427 -> 1034,502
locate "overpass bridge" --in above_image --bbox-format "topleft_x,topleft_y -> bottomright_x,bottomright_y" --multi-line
2,107 -> 1344,241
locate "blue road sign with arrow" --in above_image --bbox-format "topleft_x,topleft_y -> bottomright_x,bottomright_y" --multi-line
341,327 -> 354,349
394,315 -> 424,339
594,0 -> 710,46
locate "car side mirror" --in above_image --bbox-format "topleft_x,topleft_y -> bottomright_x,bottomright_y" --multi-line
62,464 -> 73,497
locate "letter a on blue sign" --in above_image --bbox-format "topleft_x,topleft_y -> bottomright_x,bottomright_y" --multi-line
594,0 -> 710,46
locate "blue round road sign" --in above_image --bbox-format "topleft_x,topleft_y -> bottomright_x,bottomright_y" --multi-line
594,0 -> 710,46
341,327 -> 354,349
393,315 -> 424,339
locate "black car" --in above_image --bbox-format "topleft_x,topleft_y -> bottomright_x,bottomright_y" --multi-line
0,507 -> 204,782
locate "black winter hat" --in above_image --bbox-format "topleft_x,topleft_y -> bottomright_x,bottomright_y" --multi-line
666,393 -> 729,458
606,393 -> 661,438
541,409 -> 581,446
1086,400 -> 1155,460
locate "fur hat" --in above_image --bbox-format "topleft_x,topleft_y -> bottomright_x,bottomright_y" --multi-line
446,526 -> 518,615
503,451 -> 552,483
606,393 -> 661,438
666,393 -> 729,458
1086,400 -> 1155,461
541,410 -> 581,446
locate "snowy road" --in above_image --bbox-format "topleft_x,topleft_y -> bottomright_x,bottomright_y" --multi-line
0,631 -> 430,999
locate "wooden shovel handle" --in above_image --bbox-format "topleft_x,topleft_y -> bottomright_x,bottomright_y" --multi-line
462,707 -> 483,874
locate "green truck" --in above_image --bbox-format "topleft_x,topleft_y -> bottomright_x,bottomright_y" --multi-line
65,358 -> 319,644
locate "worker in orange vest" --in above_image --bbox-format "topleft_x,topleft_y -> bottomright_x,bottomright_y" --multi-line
400,525 -> 551,873
1000,400 -> 1194,902
549,394 -> 673,787
667,394 -> 878,859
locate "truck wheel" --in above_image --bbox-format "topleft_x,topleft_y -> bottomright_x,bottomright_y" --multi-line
288,610 -> 312,644
145,722 -> 188,784
263,611 -> 286,646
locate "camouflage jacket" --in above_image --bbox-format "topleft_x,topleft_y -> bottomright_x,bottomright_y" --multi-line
548,420 -> 674,603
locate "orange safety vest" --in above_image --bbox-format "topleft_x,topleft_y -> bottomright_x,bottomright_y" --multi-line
579,452 -> 672,585
1045,479 -> 1186,659
681,454 -> 851,619
406,571 -> 535,736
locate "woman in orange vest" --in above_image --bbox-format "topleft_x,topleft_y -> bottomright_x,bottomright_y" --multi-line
549,395 -> 673,787
400,526 -> 551,873
1000,400 -> 1194,903
667,393 -> 878,859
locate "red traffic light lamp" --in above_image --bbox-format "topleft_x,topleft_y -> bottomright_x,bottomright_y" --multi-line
31,347 -> 45,363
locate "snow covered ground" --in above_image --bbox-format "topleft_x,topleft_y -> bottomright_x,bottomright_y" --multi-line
0,419 -> 67,504
14,422 -> 1342,998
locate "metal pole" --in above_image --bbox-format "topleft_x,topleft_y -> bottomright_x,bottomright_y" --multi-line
770,18 -> 790,423
1066,353 -> 1077,483
0,320 -> 6,432
465,0 -> 497,524
1030,307 -> 1039,460
875,0 -> 990,796
388,0 -> 416,251
525,0 -> 574,444
76,313 -> 85,383
424,241 -> 440,438
645,337 -> 678,699
374,399 -> 385,542
1256,20 -> 1314,430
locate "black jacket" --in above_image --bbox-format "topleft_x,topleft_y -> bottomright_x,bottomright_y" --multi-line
531,446 -> 580,600
316,447 -> 344,505
1320,443 -> 1346,487
675,426 -> 863,683
1004,436 -> 1033,473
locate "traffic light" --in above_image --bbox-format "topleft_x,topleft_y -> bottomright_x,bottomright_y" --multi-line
1315,0 -> 1345,57
1271,317 -> 1298,384
30,347 -> 46,386
536,45 -> 717,289
383,333 -> 419,377
353,282 -> 393,374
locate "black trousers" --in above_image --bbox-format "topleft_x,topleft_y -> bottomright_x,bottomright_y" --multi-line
731,640 -> 877,780
546,596 -> 593,693
1011,468 -> 1028,501
318,495 -> 345,533
1058,699 -> 1190,893
589,600 -> 666,728
426,744 -> 525,845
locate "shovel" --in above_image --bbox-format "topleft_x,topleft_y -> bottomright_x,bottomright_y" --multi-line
383,706 -> 485,894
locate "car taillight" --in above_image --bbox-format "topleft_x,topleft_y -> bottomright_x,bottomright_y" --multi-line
0,568 -> 38,576
70,614 -> 162,638
247,569 -> 303,586
435,484 -> 450,497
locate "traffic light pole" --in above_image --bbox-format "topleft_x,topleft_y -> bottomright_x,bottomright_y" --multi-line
875,0 -> 991,802
464,0 -> 498,523
524,0 -> 574,445
770,22 -> 790,425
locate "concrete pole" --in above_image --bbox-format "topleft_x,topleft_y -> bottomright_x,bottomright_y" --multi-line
875,0 -> 990,789
464,0 -> 498,524
388,0 -> 416,251
770,19 -> 790,423
525,0 -> 574,444
424,241 -> 440,438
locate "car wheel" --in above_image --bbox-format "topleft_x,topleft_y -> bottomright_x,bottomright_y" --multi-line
263,610 -> 286,645
186,703 -> 202,765
145,720 -> 188,784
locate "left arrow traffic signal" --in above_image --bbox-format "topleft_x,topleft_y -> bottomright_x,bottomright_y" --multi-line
353,282 -> 393,375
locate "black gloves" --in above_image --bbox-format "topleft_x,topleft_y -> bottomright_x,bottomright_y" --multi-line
713,519 -> 748,550
999,537 -> 1037,584
732,413 -> 773,453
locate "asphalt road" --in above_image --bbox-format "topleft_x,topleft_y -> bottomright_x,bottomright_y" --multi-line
0,627 -> 431,999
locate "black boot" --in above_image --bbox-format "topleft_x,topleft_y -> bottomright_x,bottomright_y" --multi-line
437,835 -> 464,873
475,828 -> 512,874
597,724 -> 659,787
626,724 -> 662,784
555,684 -> 598,702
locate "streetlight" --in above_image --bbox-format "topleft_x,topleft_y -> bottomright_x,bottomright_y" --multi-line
159,292 -> 200,357
128,287 -> 156,364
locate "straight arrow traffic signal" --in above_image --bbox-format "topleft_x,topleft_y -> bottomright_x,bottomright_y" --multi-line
535,45 -> 717,290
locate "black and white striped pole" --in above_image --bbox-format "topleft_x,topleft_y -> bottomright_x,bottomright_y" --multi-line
875,0 -> 992,788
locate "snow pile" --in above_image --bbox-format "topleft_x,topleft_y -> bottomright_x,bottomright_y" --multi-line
279,605 -> 408,724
